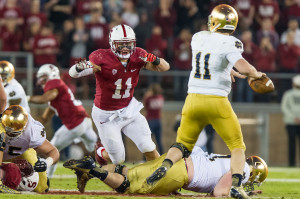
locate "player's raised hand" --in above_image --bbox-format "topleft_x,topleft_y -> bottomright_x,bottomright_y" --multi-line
140,53 -> 160,65
75,58 -> 93,72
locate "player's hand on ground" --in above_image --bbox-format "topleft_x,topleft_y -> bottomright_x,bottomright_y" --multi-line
139,53 -> 160,65
34,157 -> 47,172
75,58 -> 93,72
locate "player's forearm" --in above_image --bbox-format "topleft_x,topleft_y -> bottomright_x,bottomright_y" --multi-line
28,95 -> 48,104
234,59 -> 262,78
46,148 -> 60,164
69,64 -> 93,78
146,58 -> 170,72
156,58 -> 170,72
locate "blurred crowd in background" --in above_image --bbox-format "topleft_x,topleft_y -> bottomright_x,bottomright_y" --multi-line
0,0 -> 300,102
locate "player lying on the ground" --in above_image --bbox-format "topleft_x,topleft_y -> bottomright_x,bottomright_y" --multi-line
0,105 -> 60,193
0,160 -> 40,192
64,146 -> 268,196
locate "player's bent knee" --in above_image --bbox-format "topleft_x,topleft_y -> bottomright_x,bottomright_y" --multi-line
115,176 -> 130,193
170,142 -> 191,158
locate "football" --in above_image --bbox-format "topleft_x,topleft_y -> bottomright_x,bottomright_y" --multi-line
248,76 -> 275,94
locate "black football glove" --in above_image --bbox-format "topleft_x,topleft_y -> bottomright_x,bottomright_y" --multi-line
34,157 -> 47,172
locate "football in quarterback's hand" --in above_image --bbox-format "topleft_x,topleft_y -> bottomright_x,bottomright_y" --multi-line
248,76 -> 275,94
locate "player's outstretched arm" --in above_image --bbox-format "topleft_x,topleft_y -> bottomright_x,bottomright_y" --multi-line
28,89 -> 58,104
69,58 -> 97,78
141,53 -> 170,72
234,59 -> 265,79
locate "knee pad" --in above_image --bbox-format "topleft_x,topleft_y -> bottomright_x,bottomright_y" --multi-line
115,176 -> 130,193
114,165 -> 126,175
170,142 -> 191,158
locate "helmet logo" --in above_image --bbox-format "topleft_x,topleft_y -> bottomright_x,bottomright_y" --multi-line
112,69 -> 117,75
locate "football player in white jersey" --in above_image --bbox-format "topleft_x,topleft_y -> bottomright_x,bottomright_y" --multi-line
0,105 -> 59,193
0,61 -> 31,113
63,146 -> 268,197
146,4 -> 266,199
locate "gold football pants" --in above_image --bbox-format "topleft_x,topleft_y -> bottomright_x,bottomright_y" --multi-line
126,154 -> 189,195
176,93 -> 246,152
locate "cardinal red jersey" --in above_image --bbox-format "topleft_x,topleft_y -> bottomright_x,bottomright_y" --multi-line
89,47 -> 147,110
44,79 -> 88,129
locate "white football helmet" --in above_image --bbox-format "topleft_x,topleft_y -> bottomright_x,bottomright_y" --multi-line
36,64 -> 60,86
109,24 -> 136,59
17,172 -> 39,192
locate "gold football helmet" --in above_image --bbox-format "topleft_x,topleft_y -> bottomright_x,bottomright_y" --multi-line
244,155 -> 268,192
1,105 -> 28,142
208,4 -> 238,34
0,60 -> 15,86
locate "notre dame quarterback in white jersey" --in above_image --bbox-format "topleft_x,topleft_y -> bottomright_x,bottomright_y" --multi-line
146,4 -> 266,199
189,31 -> 244,96
0,61 -> 30,113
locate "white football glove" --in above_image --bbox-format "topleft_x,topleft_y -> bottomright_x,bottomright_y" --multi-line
75,58 -> 93,72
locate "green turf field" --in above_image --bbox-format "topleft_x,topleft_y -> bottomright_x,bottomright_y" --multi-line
1,163 -> 300,199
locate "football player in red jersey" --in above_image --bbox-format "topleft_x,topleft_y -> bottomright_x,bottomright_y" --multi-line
28,64 -> 98,178
69,24 -> 170,165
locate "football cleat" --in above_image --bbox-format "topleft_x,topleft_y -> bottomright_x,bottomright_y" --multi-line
0,181 -> 20,194
146,166 -> 167,186
63,156 -> 96,173
230,185 -> 250,199
95,140 -> 108,166
75,170 -> 93,193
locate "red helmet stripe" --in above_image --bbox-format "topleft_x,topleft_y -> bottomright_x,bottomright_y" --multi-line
121,24 -> 127,37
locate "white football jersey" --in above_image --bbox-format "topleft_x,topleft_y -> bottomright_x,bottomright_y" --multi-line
4,79 -> 31,113
188,31 -> 244,96
184,146 -> 250,193
3,114 -> 46,160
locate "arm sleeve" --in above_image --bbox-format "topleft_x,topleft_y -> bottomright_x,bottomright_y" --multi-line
69,62 -> 94,78
226,52 -> 244,66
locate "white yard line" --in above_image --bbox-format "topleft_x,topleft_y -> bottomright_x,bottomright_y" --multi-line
52,174 -> 300,183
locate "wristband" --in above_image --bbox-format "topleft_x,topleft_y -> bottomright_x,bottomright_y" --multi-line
153,57 -> 160,65
45,157 -> 54,168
